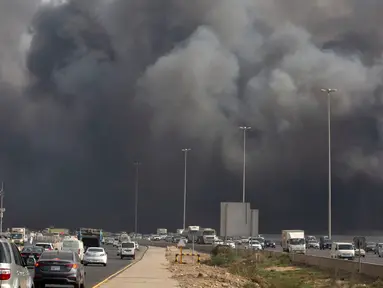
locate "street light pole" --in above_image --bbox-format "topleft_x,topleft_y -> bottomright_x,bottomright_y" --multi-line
133,161 -> 141,234
0,182 -> 4,234
182,148 -> 191,230
321,88 -> 337,239
239,126 -> 251,203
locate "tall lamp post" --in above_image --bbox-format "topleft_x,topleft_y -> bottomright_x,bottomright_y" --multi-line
239,126 -> 251,203
321,88 -> 337,239
182,148 -> 191,230
133,161 -> 141,234
0,182 -> 4,234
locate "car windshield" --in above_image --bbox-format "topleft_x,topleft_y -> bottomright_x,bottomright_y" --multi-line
309,240 -> 317,243
40,252 -> 73,260
250,241 -> 260,245
22,247 -> 44,253
338,244 -> 353,250
367,242 -> 375,246
11,234 -> 23,239
290,239 -> 305,245
88,248 -> 104,253
203,231 -> 215,235
122,243 -> 135,248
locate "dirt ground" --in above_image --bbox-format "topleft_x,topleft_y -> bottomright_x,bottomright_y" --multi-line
165,246 -> 255,288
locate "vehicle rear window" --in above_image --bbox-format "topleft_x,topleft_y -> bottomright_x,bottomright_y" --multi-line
63,241 -> 80,248
0,242 -> 11,263
338,244 -> 353,250
22,247 -> 44,253
36,243 -> 51,249
122,243 -> 135,248
88,248 -> 104,252
40,251 -> 73,260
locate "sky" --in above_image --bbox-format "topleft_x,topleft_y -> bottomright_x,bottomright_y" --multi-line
1,0 -> 383,234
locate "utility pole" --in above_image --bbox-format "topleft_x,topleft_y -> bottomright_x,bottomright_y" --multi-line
133,161 -> 141,234
182,148 -> 191,230
0,182 -> 4,234
239,126 -> 251,203
321,88 -> 337,239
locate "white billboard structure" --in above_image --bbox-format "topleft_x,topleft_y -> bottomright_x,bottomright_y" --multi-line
220,202 -> 259,237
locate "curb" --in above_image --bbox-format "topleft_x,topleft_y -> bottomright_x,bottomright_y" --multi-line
92,246 -> 149,288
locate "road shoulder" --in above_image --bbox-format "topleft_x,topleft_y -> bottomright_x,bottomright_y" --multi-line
98,246 -> 179,288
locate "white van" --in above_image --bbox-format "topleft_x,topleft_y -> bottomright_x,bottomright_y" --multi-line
330,242 -> 355,260
62,239 -> 85,260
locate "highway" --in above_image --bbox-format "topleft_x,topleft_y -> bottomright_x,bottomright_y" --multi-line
139,239 -> 383,266
27,244 -> 146,287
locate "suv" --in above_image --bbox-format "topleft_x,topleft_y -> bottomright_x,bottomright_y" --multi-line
0,236 -> 32,287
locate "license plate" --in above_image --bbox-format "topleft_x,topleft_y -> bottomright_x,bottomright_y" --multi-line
51,266 -> 60,271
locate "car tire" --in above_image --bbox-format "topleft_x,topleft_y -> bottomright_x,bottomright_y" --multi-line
34,282 -> 43,288
132,255 -> 135,260
84,263 -> 88,266
120,256 -> 123,259
103,263 -> 107,266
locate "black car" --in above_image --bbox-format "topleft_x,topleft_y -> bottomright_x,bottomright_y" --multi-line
319,236 -> 332,250
34,250 -> 85,288
20,246 -> 44,263
264,240 -> 276,248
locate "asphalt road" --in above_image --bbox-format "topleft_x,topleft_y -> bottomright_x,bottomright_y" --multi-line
27,244 -> 146,288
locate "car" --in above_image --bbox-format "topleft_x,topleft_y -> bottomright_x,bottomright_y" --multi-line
247,240 -> 263,250
35,242 -> 54,251
83,247 -> 107,266
264,239 -> 276,248
34,250 -> 85,288
224,240 -> 236,249
151,235 -> 161,241
134,241 -> 140,250
0,236 -> 33,287
354,248 -> 366,257
366,242 -> 375,252
20,246 -> 44,264
119,242 -> 136,259
307,240 -> 320,249
113,240 -> 119,247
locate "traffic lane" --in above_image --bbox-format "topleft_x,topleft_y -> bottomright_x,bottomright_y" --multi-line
265,247 -> 383,265
85,245 -> 145,287
27,245 -> 145,287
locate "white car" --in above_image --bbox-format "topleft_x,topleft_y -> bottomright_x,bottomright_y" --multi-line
134,241 -> 140,250
354,248 -> 366,257
119,242 -> 136,259
246,240 -> 263,250
113,240 -> 119,247
83,247 -> 107,266
224,241 -> 236,249
35,242 -> 54,251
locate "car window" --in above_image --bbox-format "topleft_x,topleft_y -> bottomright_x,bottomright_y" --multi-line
122,242 -> 135,248
10,244 -> 23,266
0,242 -> 11,263
40,252 -> 73,260
88,248 -> 104,253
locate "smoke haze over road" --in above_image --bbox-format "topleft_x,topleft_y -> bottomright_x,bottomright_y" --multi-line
1,0 -> 383,233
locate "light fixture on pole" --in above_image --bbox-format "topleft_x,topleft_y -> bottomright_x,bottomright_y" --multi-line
321,88 -> 337,239
182,148 -> 191,230
133,161 -> 141,234
239,126 -> 251,203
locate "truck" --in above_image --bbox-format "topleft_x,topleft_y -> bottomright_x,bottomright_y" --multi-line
77,228 -> 103,250
10,227 -> 26,246
119,233 -> 131,243
196,228 -> 216,244
157,228 -> 167,237
181,226 -> 200,243
281,230 -> 306,254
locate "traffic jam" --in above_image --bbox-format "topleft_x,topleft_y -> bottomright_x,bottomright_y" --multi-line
1,227 -> 139,287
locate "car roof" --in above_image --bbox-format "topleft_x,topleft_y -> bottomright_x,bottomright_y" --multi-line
335,242 -> 352,245
36,242 -> 52,245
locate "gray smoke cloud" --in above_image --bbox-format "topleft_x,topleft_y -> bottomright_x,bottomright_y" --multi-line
1,0 -> 383,232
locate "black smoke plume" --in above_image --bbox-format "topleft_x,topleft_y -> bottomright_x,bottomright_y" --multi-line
1,0 -> 383,233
